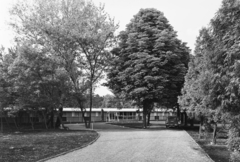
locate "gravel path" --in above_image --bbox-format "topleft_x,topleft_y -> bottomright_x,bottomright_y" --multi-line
47,124 -> 213,162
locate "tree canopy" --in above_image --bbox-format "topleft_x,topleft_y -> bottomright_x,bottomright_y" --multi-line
178,0 -> 240,159
8,0 -> 118,127
107,8 -> 190,128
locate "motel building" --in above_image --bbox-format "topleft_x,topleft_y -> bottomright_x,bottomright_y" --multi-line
62,108 -> 177,123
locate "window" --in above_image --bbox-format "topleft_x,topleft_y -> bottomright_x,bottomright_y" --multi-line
96,112 -> 98,116
72,112 -> 75,117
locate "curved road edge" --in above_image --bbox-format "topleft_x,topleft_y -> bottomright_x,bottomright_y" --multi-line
37,130 -> 100,162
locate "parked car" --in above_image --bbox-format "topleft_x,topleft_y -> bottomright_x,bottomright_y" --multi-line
165,116 -> 179,128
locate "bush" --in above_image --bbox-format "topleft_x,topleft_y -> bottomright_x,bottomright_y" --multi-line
228,128 -> 240,152
230,151 -> 240,162
228,137 -> 240,152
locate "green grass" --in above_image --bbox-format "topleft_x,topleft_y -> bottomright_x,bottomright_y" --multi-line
0,129 -> 98,162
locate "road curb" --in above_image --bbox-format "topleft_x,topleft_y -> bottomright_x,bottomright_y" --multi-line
184,130 -> 214,162
37,130 -> 100,162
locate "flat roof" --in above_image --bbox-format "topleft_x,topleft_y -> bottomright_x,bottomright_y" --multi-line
63,108 -> 174,112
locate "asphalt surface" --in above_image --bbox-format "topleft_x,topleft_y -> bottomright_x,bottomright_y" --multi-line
46,123 -> 213,162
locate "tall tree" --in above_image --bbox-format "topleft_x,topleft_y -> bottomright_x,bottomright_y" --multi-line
107,8 -> 190,128
10,0 -> 118,127
178,28 -> 220,142
209,0 -> 240,159
8,41 -> 70,129
179,1 -> 240,159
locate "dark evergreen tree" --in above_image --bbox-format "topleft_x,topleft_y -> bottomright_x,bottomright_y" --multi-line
107,8 -> 190,128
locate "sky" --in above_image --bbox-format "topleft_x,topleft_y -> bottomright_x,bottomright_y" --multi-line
0,0 -> 223,96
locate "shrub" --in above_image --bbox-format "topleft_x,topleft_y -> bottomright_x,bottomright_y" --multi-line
228,128 -> 240,152
230,151 -> 240,162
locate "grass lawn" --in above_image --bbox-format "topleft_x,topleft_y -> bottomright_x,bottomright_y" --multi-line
0,129 -> 98,162
185,128 -> 230,162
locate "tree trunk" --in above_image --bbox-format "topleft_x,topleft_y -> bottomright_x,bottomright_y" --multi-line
13,117 -> 19,130
199,116 -> 204,139
212,123 -> 217,144
142,100 -> 150,129
0,104 -> 2,132
42,111 -> 48,129
176,104 -> 180,120
76,97 -> 89,127
101,109 -> 104,121
180,112 -> 184,124
29,117 -> 35,130
55,115 -> 61,128
184,111 -> 188,127
190,118 -> 194,127
1,114 -> 2,132
147,112 -> 151,126
4,113 -> 10,128
143,109 -> 147,129
55,104 -> 65,128
1,113 -> 3,133
18,111 -> 23,127
1,109 -> 3,132
47,109 -> 54,128
88,80 -> 93,128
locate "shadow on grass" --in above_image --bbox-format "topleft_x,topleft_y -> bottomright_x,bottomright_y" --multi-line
108,122 -> 185,131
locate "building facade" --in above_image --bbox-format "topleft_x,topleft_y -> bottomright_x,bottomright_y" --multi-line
62,108 -> 176,123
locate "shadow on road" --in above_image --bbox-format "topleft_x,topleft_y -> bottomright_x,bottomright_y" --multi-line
66,122 -> 185,132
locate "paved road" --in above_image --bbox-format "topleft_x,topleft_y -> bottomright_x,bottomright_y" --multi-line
47,123 -> 213,162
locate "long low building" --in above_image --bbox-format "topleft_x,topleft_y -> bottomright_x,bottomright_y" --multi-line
63,108 -> 177,123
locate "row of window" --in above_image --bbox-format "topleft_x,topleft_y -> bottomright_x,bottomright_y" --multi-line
65,112 -> 175,117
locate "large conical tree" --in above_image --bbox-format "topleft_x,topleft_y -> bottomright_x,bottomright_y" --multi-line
107,8 -> 190,128
178,28 -> 219,141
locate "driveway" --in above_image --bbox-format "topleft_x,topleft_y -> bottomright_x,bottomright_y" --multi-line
47,123 -> 213,162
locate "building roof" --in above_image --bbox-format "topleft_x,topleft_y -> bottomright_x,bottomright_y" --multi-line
63,108 -> 138,112
63,108 -> 174,112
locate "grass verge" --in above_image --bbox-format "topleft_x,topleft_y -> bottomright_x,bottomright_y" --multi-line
0,129 -> 98,162
185,127 -> 230,162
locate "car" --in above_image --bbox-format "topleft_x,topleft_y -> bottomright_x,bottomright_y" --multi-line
165,116 -> 179,128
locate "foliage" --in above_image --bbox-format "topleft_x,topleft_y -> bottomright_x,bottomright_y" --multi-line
10,43 -> 69,109
178,28 -> 220,123
230,151 -> 240,162
9,0 -> 118,127
100,94 -> 133,108
107,8 -> 190,127
0,48 -> 19,108
178,0 -> 240,158
228,120 -> 240,152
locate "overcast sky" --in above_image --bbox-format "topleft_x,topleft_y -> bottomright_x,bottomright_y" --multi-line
0,0 -> 223,96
